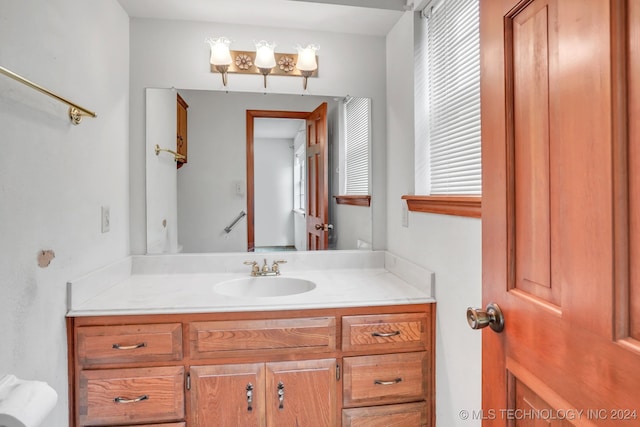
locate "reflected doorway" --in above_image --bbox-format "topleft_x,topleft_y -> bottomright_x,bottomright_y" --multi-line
246,103 -> 329,252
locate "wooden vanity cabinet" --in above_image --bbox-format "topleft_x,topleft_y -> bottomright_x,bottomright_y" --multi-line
68,304 -> 434,427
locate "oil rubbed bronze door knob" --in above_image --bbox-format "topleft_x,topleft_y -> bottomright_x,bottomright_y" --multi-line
466,302 -> 505,333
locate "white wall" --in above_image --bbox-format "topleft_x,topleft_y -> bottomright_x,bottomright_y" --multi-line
129,18 -> 387,254
386,12 -> 482,427
254,138 -> 295,247
0,1 -> 130,426
145,88 -> 179,254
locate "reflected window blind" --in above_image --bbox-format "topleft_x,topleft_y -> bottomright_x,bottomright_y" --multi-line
344,97 -> 370,195
423,0 -> 481,194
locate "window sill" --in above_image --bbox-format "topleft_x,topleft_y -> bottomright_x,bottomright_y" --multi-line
401,195 -> 481,218
334,195 -> 371,207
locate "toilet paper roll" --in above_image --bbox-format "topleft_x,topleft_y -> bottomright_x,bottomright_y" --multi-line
0,375 -> 58,427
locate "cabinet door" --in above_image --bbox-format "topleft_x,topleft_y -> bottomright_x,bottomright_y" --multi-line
176,93 -> 188,167
190,364 -> 265,427
265,359 -> 337,427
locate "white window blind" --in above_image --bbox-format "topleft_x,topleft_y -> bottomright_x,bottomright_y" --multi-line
344,97 -> 370,195
420,0 -> 481,194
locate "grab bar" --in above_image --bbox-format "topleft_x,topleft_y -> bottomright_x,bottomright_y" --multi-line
224,211 -> 246,233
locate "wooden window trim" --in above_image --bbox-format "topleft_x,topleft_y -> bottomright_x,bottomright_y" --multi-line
334,195 -> 371,207
402,195 -> 481,218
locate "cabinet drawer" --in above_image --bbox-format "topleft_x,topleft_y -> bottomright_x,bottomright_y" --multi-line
342,313 -> 428,353
117,424 -> 185,427
77,323 -> 182,365
190,317 -> 336,358
343,352 -> 428,407
78,366 -> 185,426
342,402 -> 428,427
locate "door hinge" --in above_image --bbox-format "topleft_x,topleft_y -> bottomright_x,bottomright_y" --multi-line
336,363 -> 341,381
186,372 -> 191,390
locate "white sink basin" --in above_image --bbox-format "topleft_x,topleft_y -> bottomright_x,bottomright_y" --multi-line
214,276 -> 316,298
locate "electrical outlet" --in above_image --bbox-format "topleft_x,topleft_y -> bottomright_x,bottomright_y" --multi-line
101,206 -> 110,233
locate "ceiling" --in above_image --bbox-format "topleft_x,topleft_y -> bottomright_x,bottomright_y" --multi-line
254,118 -> 305,139
117,0 -> 408,36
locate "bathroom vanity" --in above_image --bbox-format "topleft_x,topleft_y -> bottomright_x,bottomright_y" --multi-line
66,252 -> 435,427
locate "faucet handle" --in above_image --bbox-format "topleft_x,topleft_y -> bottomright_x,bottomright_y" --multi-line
244,260 -> 259,275
272,260 -> 287,275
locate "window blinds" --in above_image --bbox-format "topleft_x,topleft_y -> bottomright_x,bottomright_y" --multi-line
423,0 -> 481,194
344,97 -> 371,195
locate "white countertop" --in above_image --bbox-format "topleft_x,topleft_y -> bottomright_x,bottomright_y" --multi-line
67,251 -> 435,317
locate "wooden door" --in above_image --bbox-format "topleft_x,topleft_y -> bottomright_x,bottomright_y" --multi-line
190,364 -> 265,427
306,102 -> 329,250
265,358 -> 337,427
481,1 -> 640,426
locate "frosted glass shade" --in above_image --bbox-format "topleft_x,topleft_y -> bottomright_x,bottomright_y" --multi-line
208,37 -> 232,66
296,45 -> 318,71
254,41 -> 276,69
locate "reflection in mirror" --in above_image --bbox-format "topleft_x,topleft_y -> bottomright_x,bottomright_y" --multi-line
145,89 -> 372,254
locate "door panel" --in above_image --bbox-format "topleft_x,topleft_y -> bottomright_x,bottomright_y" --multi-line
628,0 -> 640,345
481,0 -> 640,426
511,0 -> 556,306
190,364 -> 265,427
265,359 -> 336,427
306,102 -> 329,250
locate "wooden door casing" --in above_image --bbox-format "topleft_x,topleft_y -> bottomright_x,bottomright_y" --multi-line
246,109 -> 309,252
245,104 -> 328,252
481,0 -> 640,426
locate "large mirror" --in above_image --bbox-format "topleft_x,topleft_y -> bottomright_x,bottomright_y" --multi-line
146,88 -> 372,254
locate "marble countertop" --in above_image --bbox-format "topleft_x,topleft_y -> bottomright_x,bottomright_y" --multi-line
67,251 -> 435,317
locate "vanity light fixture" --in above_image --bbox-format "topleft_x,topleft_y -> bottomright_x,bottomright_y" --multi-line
207,37 -> 233,87
296,44 -> 319,90
206,37 -> 319,90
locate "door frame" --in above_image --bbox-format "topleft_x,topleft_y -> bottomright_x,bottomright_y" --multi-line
246,109 -> 310,252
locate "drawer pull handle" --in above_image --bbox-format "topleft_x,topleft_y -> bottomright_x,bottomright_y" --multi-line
112,342 -> 146,350
246,383 -> 254,412
114,394 -> 149,404
371,330 -> 401,338
277,381 -> 285,410
374,378 -> 403,386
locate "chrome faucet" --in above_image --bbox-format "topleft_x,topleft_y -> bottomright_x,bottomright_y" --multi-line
244,259 -> 287,276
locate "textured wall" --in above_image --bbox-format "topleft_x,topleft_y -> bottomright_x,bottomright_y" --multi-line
0,1 -> 130,425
